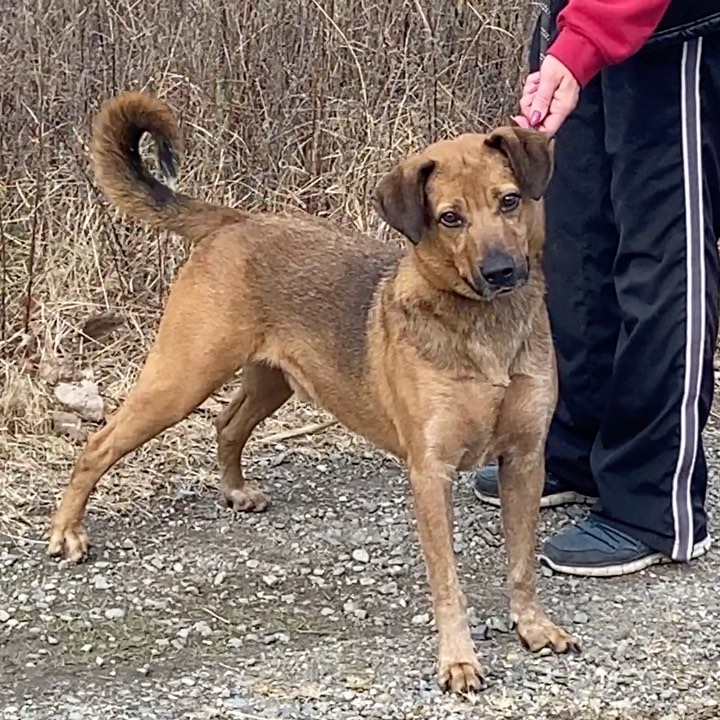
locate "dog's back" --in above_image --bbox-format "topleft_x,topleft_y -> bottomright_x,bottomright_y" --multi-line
91,91 -> 406,437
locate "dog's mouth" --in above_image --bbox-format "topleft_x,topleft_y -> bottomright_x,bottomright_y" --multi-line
463,274 -> 528,301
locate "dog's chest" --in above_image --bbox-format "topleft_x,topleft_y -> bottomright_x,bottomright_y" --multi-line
462,334 -> 524,387
450,381 -> 506,471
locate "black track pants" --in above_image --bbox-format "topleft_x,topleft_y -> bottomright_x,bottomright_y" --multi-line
541,34 -> 720,560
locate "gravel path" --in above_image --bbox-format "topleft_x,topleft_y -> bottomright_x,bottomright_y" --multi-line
2,441 -> 720,719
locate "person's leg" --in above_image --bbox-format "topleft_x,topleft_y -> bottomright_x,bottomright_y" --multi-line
473,75 -> 616,506
541,34 -> 720,576
542,77 -> 620,494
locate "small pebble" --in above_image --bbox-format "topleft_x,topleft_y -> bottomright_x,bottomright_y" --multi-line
471,624 -> 489,641
487,617 -> 510,634
91,574 -> 109,590
352,549 -> 370,564
193,621 -> 213,637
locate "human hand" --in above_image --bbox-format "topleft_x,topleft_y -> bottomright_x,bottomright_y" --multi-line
511,55 -> 580,136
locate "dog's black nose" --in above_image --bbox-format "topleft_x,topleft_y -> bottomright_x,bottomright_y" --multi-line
480,251 -> 519,288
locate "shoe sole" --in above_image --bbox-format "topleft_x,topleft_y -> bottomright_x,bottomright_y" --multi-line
473,486 -> 597,509
539,535 -> 713,578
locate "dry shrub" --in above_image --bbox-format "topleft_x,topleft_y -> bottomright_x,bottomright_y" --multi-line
0,0 -> 534,526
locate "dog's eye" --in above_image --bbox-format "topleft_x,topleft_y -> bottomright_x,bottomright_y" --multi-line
439,211 -> 463,228
500,192 -> 521,213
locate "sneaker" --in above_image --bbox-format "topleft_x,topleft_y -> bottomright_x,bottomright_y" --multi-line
539,517 -> 712,578
472,462 -> 597,508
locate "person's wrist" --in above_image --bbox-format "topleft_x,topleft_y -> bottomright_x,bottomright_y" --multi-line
547,28 -> 604,87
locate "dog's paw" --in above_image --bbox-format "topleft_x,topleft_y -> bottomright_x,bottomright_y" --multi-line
438,655 -> 485,695
47,520 -> 89,563
516,614 -> 580,654
222,483 -> 270,513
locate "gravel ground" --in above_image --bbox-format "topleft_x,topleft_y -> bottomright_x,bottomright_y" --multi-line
2,434 -> 720,720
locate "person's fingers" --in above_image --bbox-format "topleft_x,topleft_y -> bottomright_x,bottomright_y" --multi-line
519,84 -> 539,117
528,72 -> 558,127
533,90 -> 578,136
536,114 -> 563,136
516,66 -> 571,131
519,91 -> 534,120
522,72 -> 540,95
513,72 -> 540,124
509,57 -> 582,135
510,114 -> 531,128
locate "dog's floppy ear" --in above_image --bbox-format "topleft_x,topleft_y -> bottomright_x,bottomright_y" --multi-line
485,126 -> 555,200
373,156 -> 436,244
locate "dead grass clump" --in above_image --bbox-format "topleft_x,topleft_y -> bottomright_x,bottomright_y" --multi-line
0,0 -> 533,532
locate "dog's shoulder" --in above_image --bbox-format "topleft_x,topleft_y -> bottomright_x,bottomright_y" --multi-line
313,238 -> 403,380
242,213 -> 404,380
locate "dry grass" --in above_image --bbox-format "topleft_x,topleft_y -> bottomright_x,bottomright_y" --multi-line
0,0 -> 533,535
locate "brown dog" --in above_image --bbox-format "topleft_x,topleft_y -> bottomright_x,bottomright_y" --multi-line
48,91 -> 577,693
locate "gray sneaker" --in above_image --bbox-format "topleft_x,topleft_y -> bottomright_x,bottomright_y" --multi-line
539,517 -> 712,577
472,462 -> 597,508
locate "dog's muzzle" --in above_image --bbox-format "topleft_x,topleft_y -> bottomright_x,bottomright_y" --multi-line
471,251 -> 529,299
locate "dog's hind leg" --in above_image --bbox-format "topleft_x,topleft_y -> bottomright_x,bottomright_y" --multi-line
214,363 -> 292,512
47,257 -> 250,563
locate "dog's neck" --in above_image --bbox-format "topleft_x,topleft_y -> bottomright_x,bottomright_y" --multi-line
395,252 -> 545,315
386,254 -> 546,382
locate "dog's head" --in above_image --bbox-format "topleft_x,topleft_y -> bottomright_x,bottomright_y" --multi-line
372,127 -> 554,300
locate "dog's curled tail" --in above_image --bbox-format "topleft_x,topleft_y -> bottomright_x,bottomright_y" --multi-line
90,91 -> 244,241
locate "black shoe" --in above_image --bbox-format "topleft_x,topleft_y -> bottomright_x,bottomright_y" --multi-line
472,462 -> 597,508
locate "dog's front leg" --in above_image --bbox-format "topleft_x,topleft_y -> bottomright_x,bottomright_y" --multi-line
498,450 -> 578,653
409,460 -> 483,694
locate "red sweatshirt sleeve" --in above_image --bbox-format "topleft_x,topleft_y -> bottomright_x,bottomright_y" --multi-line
547,0 -> 673,87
